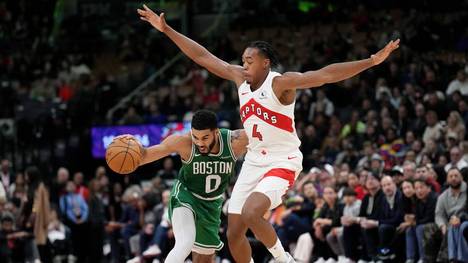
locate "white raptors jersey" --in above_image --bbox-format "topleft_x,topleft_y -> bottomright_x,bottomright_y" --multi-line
238,71 -> 302,167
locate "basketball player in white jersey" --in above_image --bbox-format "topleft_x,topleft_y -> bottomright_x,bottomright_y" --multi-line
138,5 -> 399,263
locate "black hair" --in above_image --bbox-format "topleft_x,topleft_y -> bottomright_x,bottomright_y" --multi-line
413,178 -> 430,187
342,187 -> 357,197
191,110 -> 218,130
246,41 -> 280,67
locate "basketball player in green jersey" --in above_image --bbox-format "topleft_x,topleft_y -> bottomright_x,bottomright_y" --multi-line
125,110 -> 248,263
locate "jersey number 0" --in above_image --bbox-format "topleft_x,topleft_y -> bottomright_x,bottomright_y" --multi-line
205,174 -> 222,193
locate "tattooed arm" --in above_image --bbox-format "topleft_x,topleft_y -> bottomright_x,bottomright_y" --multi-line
230,129 -> 249,159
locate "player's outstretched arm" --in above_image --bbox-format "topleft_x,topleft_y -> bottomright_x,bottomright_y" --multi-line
137,4 -> 244,86
274,39 -> 400,91
140,134 -> 190,165
116,134 -> 189,165
230,129 -> 249,158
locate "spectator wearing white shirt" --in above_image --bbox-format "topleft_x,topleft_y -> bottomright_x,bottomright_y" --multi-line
423,111 -> 443,145
446,70 -> 468,96
0,159 -> 13,194
308,89 -> 334,122
444,146 -> 468,173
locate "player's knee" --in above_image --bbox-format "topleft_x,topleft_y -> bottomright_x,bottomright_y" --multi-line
241,207 -> 262,226
192,253 -> 213,263
241,193 -> 270,226
227,226 -> 243,244
174,238 -> 194,253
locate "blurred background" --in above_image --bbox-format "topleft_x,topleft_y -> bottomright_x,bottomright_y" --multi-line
0,0 -> 468,262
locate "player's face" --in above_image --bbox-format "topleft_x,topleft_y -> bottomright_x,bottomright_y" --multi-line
191,128 -> 218,154
242,48 -> 269,84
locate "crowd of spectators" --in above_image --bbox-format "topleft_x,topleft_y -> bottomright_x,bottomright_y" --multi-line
1,0 -> 468,262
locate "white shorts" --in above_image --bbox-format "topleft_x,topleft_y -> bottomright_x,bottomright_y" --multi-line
228,161 -> 302,214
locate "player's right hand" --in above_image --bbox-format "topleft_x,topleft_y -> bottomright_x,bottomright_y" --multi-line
114,134 -> 146,160
137,4 -> 167,33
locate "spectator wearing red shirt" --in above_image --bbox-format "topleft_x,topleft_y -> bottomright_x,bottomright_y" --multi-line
347,172 -> 366,200
73,172 -> 89,201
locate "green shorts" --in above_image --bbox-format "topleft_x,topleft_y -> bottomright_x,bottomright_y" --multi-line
169,180 -> 224,252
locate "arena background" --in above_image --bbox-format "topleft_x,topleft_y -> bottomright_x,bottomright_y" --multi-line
0,0 -> 468,262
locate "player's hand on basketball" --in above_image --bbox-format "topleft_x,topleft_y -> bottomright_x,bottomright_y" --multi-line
371,39 -> 400,65
137,4 -> 167,32
114,134 -> 135,141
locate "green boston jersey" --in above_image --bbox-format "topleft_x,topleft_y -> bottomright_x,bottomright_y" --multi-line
178,129 -> 237,199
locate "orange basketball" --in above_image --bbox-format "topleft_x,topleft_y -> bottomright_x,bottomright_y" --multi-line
105,137 -> 142,174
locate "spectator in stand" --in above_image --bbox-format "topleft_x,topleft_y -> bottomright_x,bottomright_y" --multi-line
435,168 -> 467,262
390,166 -> 405,188
356,142 -> 375,170
403,161 -> 417,181
143,189 -> 173,258
445,146 -> 468,173
0,159 -> 13,196
308,89 -> 334,122
340,110 -> 366,140
459,192 -> 468,260
297,181 -> 318,222
155,158 -> 178,185
444,111 -> 466,143
0,212 -> 39,263
404,179 -> 438,263
119,106 -> 144,125
347,172 -> 366,200
415,165 -> 441,193
59,181 -> 89,263
329,187 -> 361,262
8,172 -> 25,202
47,208 -> 73,262
362,176 -> 404,260
73,172 -> 89,201
446,70 -> 468,96
313,187 -> 343,261
88,179 -> 106,263
341,171 -> 382,261
398,180 -> 417,233
422,139 -> 442,164
275,195 -> 312,253
411,103 -> 426,138
423,111 -> 444,145
50,167 -> 70,206
119,187 -> 143,260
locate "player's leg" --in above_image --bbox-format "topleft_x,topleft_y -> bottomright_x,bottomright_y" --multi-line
227,163 -> 261,263
227,213 -> 251,263
165,206 -> 196,262
242,172 -> 295,263
192,252 -> 214,263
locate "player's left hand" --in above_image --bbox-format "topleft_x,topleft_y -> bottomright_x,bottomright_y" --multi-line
371,39 -> 400,65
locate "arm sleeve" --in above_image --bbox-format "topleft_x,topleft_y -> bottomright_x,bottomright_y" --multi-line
435,193 -> 447,227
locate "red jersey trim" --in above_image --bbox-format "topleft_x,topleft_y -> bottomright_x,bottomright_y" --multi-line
262,168 -> 296,188
239,98 -> 294,132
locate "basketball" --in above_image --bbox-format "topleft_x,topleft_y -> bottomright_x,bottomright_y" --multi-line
106,136 -> 142,174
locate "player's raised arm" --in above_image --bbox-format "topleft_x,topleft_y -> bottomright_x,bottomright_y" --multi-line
274,39 -> 400,91
137,4 -> 244,86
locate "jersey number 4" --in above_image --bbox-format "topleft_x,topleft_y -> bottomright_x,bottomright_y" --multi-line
252,124 -> 263,141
